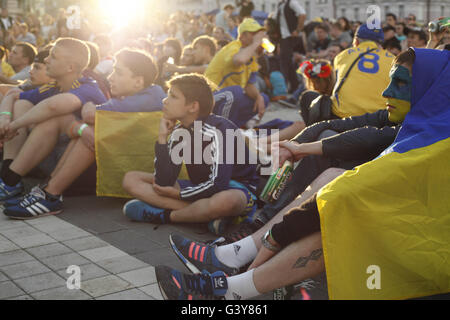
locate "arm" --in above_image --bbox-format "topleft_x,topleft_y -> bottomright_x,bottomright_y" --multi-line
294,110 -> 393,144
0,73 -> 19,85
9,93 -> 82,131
245,82 -> 265,118
81,102 -> 96,125
233,31 -> 265,66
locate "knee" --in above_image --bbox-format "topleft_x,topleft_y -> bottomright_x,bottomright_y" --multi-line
122,171 -> 143,194
208,192 -> 246,218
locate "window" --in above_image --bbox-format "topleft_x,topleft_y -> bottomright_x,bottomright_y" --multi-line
341,8 -> 346,18
354,7 -> 360,21
399,5 -> 405,19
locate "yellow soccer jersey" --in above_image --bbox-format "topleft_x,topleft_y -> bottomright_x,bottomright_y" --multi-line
1,61 -> 15,78
205,40 -> 260,90
331,41 -> 395,118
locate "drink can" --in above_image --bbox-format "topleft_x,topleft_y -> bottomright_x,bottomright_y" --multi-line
262,38 -> 275,53
260,161 -> 293,202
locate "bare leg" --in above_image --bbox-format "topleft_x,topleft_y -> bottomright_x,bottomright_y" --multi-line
253,232 -> 324,294
9,114 -> 75,176
45,139 -> 95,196
3,101 -> 33,160
251,168 -> 346,250
50,139 -> 78,178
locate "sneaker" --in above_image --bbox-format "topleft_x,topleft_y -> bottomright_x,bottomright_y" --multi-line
123,199 -> 168,224
169,233 -> 239,276
208,217 -> 231,236
0,179 -> 24,201
155,265 -> 228,300
3,186 -> 41,207
4,187 -> 63,220
222,220 -> 264,245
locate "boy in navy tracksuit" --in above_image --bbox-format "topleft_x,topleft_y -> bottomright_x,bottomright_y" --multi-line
123,74 -> 259,233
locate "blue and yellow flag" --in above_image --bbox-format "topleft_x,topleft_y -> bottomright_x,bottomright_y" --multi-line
317,49 -> 450,300
95,110 -> 188,198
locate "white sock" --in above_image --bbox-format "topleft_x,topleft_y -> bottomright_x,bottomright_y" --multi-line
224,269 -> 260,300
215,236 -> 258,269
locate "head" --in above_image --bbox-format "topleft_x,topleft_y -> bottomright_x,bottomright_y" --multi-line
238,18 -> 266,47
8,42 -> 37,69
353,23 -> 384,47
338,17 -> 351,31
163,74 -> 215,124
163,38 -> 183,65
406,14 -> 416,25
109,48 -> 158,98
386,13 -> 397,27
213,26 -> 226,41
180,45 -> 195,66
395,23 -> 406,36
383,37 -> 402,56
382,49 -> 415,123
45,38 -> 90,79
407,29 -> 427,48
19,22 -> 28,35
192,36 -> 217,65
314,24 -> 328,41
84,41 -> 100,71
224,4 -> 234,15
383,25 -> 396,41
298,59 -> 334,95
329,22 -> 343,39
30,49 -> 54,86
327,45 -> 342,61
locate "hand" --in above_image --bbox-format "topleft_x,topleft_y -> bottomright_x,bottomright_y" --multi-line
2,121 -> 19,142
427,26 -> 447,48
80,126 -> 95,152
153,183 -> 181,200
158,118 -> 176,144
0,114 -> 11,139
253,94 -> 266,118
253,30 -> 266,46
248,245 -> 277,270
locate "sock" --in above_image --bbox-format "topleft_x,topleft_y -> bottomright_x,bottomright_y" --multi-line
44,189 -> 61,201
2,165 -> 22,187
224,269 -> 260,300
215,236 -> 258,269
1,159 -> 13,178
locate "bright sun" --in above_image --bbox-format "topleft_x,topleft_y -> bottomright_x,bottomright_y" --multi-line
98,0 -> 148,28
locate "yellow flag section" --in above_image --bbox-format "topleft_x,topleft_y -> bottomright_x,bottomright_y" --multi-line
317,138 -> 450,300
95,110 -> 188,198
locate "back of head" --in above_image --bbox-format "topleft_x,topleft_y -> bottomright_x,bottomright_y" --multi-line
15,42 -> 37,65
54,37 -> 90,74
34,49 -> 51,64
115,48 -> 158,87
193,35 -> 217,57
168,74 -> 215,118
354,23 -> 384,45
85,41 -> 100,71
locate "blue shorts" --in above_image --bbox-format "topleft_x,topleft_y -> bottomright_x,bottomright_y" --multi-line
178,180 -> 258,222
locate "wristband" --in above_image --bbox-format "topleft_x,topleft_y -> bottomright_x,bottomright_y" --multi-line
0,112 -> 12,117
78,124 -> 89,137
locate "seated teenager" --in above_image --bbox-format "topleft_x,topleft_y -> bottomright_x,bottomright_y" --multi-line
3,49 -> 165,219
122,74 -> 260,231
0,37 -> 107,202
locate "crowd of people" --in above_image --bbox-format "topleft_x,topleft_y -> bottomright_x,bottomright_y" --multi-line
0,0 -> 448,301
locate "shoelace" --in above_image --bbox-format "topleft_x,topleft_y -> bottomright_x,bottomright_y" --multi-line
224,222 -> 259,244
183,273 -> 214,298
20,187 -> 45,207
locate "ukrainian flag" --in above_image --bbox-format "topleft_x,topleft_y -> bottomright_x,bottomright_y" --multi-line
95,111 -> 188,198
317,49 -> 450,300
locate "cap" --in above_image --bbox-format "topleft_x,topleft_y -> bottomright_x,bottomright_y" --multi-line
356,23 -> 384,43
238,18 -> 265,37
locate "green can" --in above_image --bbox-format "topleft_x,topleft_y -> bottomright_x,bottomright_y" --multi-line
260,161 -> 293,203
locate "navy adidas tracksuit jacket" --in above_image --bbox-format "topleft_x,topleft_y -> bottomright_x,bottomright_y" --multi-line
154,114 -> 259,202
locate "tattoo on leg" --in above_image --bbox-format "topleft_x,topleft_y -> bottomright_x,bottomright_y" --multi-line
292,249 -> 323,269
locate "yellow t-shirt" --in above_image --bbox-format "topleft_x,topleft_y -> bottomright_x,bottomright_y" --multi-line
205,40 -> 260,90
1,61 -> 15,78
331,41 -> 395,118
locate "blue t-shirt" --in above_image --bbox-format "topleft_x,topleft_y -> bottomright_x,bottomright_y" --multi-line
96,85 -> 166,112
19,77 -> 107,107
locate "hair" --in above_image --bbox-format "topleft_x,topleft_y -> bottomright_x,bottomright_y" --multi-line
331,21 -> 343,31
192,35 -> 217,57
383,37 -> 402,53
54,38 -> 90,73
115,48 -> 158,87
383,25 -> 396,33
15,42 -> 37,65
217,39 -> 230,48
19,22 -> 28,32
408,29 -> 428,44
394,49 -> 416,68
386,13 -> 397,21
338,17 -> 351,31
314,24 -> 328,33
167,74 -> 215,118
84,41 -> 100,71
34,49 -> 50,64
164,38 -> 183,65
302,59 -> 334,95
224,4 -> 234,10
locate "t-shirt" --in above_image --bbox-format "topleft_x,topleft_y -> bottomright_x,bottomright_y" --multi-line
97,85 -> 166,112
1,61 -> 15,78
205,40 -> 260,90
278,0 -> 306,39
331,41 -> 395,118
19,77 -> 107,107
